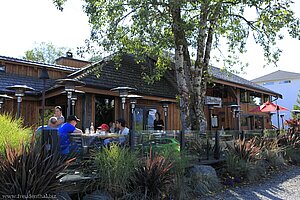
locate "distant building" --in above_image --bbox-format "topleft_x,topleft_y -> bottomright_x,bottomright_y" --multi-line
252,70 -> 300,128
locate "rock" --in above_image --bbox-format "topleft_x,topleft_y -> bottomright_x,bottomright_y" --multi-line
188,165 -> 221,196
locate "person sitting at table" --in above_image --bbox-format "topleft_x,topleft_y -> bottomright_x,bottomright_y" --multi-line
52,106 -> 65,127
116,118 -> 129,145
58,115 -> 82,155
116,118 -> 129,135
109,121 -> 116,133
154,112 -> 164,130
35,116 -> 59,145
98,123 -> 110,135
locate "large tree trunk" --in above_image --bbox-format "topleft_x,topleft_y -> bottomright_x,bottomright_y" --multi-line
171,2 -> 213,132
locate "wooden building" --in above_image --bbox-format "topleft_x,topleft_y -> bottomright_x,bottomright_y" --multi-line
0,53 -> 282,131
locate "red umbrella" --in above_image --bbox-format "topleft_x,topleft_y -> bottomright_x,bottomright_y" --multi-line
250,101 -> 289,129
250,101 -> 288,113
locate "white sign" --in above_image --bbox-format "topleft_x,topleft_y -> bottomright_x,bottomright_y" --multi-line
205,96 -> 222,107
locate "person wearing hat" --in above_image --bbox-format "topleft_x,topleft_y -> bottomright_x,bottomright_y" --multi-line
98,123 -> 109,135
58,115 -> 82,155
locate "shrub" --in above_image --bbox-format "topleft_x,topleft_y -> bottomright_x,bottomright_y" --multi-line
127,152 -> 174,200
161,149 -> 193,200
222,137 -> 268,183
227,137 -> 263,162
92,144 -> 138,198
277,133 -> 300,164
0,137 -> 74,195
260,138 -> 285,170
0,113 -> 31,156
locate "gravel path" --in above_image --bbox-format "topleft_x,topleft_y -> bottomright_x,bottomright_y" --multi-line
205,166 -> 300,200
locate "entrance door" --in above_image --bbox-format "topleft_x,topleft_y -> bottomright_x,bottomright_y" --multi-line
134,107 -> 157,130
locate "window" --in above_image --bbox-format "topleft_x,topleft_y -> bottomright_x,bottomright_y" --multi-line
0,64 -> 5,72
279,80 -> 291,84
211,114 -> 218,128
241,91 -> 250,103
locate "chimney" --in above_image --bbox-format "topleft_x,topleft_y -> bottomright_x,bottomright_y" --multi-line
55,51 -> 91,68
66,51 -> 73,58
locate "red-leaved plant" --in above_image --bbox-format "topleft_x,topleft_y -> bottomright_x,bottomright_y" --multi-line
0,136 -> 74,195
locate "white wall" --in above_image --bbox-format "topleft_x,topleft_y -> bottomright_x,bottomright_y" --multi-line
256,79 -> 300,129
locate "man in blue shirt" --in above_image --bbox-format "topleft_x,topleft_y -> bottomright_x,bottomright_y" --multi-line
58,115 -> 82,155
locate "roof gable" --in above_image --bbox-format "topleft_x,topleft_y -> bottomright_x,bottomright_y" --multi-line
251,70 -> 300,83
71,54 -> 178,98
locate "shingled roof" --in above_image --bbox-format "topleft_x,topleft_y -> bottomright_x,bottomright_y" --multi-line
0,71 -> 55,96
69,54 -> 178,98
0,54 -> 281,98
210,67 -> 282,97
69,54 -> 281,98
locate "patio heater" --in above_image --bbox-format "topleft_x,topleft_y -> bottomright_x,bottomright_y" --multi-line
229,105 -> 241,137
280,114 -> 285,130
160,99 -> 172,131
128,94 -> 142,150
71,90 -> 85,115
6,85 -> 34,119
39,66 -> 49,140
0,94 -> 13,110
55,79 -> 85,117
111,87 -> 136,118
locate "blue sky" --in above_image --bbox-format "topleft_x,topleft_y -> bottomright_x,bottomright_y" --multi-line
0,0 -> 299,80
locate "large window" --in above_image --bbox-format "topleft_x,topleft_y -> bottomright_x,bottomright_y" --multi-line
95,96 -> 115,128
240,91 -> 250,103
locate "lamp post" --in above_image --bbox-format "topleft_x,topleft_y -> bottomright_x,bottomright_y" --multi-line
6,85 -> 34,119
128,94 -> 142,150
70,90 -> 85,115
229,105 -> 241,138
160,99 -> 172,131
280,114 -> 285,130
39,66 -> 49,141
0,94 -> 13,110
56,79 -> 85,117
111,87 -> 136,118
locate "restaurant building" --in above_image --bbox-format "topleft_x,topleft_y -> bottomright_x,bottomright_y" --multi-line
0,53 -> 282,131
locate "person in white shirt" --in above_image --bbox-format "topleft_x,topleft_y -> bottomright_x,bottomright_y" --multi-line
116,118 -> 129,145
116,118 -> 129,135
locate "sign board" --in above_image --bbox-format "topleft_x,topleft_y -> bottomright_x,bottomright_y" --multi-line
204,96 -> 222,107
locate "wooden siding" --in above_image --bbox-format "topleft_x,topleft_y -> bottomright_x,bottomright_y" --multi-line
3,62 -> 69,79
1,98 -> 39,129
56,57 -> 90,68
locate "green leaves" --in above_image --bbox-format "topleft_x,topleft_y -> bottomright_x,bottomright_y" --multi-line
22,42 -> 68,64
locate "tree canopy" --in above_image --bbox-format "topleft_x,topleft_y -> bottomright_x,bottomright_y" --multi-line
23,42 -> 68,64
54,0 -> 300,130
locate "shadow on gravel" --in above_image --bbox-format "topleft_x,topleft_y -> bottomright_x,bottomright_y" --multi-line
204,167 -> 300,200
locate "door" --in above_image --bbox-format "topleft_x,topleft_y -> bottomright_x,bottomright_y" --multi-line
134,107 -> 157,130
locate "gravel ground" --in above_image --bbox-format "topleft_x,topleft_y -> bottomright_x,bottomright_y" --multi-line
204,166 -> 300,200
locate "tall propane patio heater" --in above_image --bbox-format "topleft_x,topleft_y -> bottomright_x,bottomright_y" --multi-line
55,79 -> 85,117
111,87 -> 136,118
39,66 -> 49,139
0,94 -> 13,111
6,85 -> 34,119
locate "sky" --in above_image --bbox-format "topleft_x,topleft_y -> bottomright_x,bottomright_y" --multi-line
0,0 -> 299,80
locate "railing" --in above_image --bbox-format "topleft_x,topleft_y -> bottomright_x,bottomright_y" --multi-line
132,129 -> 283,160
